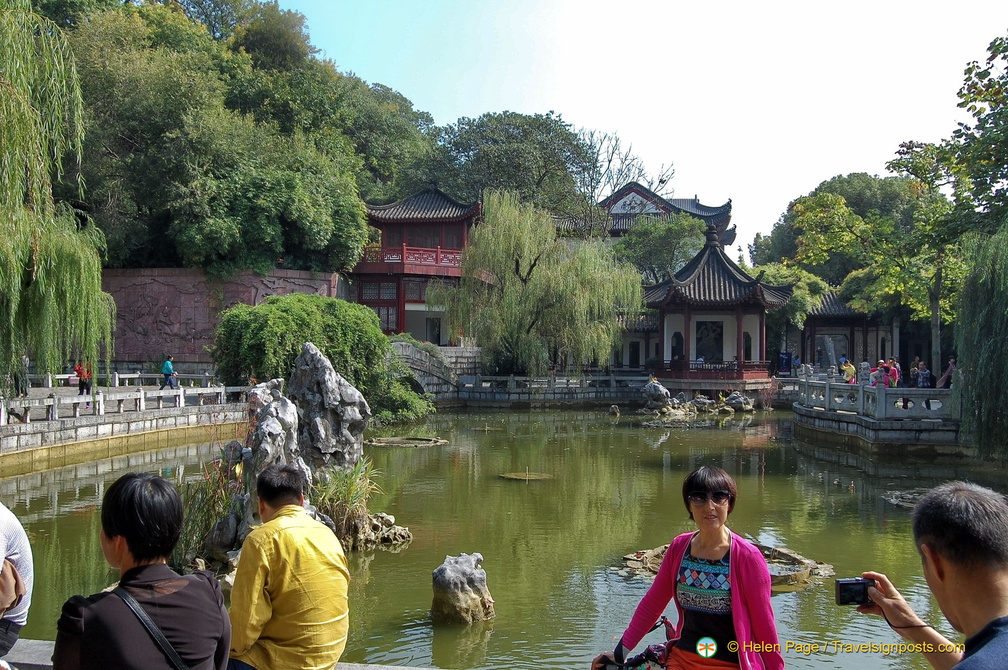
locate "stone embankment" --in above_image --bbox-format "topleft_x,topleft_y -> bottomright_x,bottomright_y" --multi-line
1,383 -> 247,474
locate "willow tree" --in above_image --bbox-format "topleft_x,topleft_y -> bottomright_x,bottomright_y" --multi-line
0,0 -> 115,384
430,190 -> 641,376
955,227 -> 1008,459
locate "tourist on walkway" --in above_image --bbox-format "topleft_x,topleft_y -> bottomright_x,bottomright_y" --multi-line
914,362 -> 933,389
72,361 -> 91,397
858,481 -> 1008,669
228,464 -> 350,670
53,472 -> 230,669
0,501 -> 32,659
937,356 -> 957,389
159,355 -> 178,390
592,465 -> 783,670
840,357 -> 857,384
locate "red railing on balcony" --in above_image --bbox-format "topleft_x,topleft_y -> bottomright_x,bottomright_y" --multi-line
360,244 -> 462,267
657,360 -> 770,380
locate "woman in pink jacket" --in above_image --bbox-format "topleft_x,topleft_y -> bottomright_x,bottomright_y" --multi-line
594,466 -> 783,670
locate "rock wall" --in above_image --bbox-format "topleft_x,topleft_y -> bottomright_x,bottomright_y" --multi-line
102,268 -> 348,367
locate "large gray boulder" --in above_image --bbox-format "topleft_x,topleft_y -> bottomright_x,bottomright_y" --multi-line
287,342 -> 372,473
431,553 -> 495,624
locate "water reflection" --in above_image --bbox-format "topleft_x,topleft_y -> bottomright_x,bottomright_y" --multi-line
3,412 -> 1001,670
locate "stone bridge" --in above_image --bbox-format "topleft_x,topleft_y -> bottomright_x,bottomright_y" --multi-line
392,343 -> 477,403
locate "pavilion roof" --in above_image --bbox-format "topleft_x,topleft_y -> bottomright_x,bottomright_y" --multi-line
808,291 -> 865,318
596,182 -> 735,245
643,227 -> 793,310
367,188 -> 481,224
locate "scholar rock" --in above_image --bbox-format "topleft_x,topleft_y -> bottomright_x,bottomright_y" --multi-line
431,553 -> 495,624
287,342 -> 372,472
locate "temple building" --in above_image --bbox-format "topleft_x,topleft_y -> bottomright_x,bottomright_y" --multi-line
597,181 -> 736,246
642,224 -> 793,391
353,189 -> 481,344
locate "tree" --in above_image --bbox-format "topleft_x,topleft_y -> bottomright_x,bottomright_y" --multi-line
611,213 -> 705,283
955,227 -> 1008,459
66,4 -> 369,275
750,263 -> 829,372
213,293 -> 433,425
749,173 -> 919,285
950,31 -> 1008,230
428,191 -> 641,376
230,0 -> 315,71
0,0 -> 115,381
417,111 -> 595,214
177,0 -> 253,40
790,162 -> 964,370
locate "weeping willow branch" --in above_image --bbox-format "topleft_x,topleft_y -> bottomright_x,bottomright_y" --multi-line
0,0 -> 113,385
955,226 -> 1008,459
428,190 -> 642,376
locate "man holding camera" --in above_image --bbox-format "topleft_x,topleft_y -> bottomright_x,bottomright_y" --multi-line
858,481 -> 1008,670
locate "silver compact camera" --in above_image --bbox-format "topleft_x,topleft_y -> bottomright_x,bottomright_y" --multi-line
835,577 -> 874,605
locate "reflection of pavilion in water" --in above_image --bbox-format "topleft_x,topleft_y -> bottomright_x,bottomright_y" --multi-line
0,443 -> 219,525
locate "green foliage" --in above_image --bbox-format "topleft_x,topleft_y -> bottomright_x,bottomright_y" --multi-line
212,293 -> 433,424
231,0 -> 314,71
415,111 -> 595,214
954,226 -> 1008,459
313,455 -> 382,547
178,0 -> 253,40
789,165 -> 965,368
172,456 -> 244,569
0,0 -> 114,381
429,191 -> 641,376
951,31 -> 1008,230
612,213 -> 705,283
750,263 -> 828,371
389,332 -> 446,364
65,5 -> 369,274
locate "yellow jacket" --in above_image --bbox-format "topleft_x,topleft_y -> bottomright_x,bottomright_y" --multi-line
229,505 -> 350,670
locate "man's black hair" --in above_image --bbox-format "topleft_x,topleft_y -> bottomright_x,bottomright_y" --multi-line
913,481 -> 1008,569
101,472 -> 182,563
257,464 -> 306,508
681,465 -> 738,518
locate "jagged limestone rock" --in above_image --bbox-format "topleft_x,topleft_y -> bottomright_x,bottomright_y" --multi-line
287,342 -> 372,473
431,553 -> 495,624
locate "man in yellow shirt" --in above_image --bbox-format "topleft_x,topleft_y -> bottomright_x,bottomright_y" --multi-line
228,464 -> 350,670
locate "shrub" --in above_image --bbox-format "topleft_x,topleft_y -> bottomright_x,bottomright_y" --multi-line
212,293 -> 433,423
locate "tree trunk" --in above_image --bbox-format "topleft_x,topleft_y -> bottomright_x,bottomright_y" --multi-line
930,265 -> 942,372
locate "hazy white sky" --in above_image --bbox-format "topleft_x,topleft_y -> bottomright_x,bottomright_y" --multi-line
283,0 -> 1008,258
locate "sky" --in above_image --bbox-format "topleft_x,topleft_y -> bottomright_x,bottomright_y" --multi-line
281,0 -> 1008,258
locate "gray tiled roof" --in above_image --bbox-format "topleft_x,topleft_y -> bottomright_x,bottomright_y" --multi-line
808,292 -> 864,318
644,229 -> 793,309
367,189 -> 480,223
592,182 -> 733,243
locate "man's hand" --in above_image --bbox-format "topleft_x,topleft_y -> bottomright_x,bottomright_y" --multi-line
591,652 -> 617,670
857,571 -> 929,630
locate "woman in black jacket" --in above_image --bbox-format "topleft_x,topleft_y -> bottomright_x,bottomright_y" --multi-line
53,473 -> 231,669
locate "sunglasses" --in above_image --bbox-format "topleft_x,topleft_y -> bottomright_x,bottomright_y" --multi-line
687,490 -> 732,506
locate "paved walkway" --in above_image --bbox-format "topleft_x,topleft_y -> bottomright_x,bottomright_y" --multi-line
6,638 -> 431,670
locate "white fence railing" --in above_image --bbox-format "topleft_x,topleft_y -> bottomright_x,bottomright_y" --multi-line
1,386 -> 249,426
792,377 -> 957,421
31,371 -> 219,389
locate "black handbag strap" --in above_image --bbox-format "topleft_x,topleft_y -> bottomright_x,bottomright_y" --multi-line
113,586 -> 190,670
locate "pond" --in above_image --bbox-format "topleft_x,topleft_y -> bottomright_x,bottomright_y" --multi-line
7,410 -> 1001,670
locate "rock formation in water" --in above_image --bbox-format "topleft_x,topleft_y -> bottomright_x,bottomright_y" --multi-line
287,342 -> 372,472
431,553 -> 495,624
199,342 -> 410,569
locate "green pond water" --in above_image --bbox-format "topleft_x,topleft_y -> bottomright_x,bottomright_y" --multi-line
6,409 -> 1003,670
